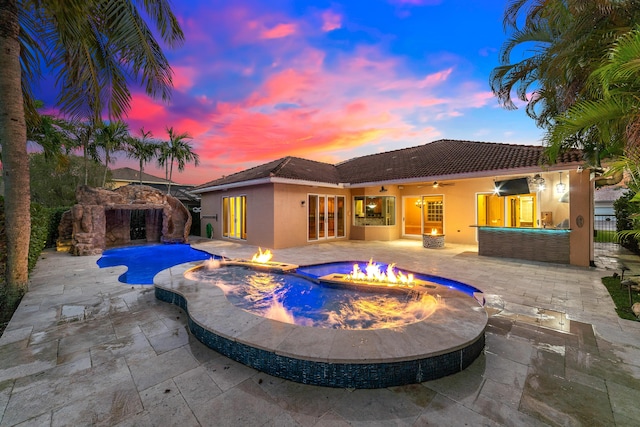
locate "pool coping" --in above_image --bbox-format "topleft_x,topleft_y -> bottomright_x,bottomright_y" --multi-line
154,261 -> 487,388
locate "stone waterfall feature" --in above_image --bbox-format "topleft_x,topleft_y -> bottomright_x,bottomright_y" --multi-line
62,185 -> 192,256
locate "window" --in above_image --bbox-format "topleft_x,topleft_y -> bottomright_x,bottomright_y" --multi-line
477,193 -> 537,228
222,196 -> 246,239
421,196 -> 443,234
308,195 -> 346,240
353,196 -> 396,226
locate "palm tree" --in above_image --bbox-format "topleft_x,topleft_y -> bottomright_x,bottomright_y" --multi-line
67,121 -> 100,186
0,0 -> 183,296
126,128 -> 159,184
545,27 -> 640,161
95,121 -> 129,187
157,140 -> 172,184
164,127 -> 200,194
491,0 -> 640,134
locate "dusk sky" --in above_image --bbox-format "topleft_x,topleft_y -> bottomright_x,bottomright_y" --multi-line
37,0 -> 543,185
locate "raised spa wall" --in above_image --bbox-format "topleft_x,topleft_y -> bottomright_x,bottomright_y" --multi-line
154,261 -> 488,389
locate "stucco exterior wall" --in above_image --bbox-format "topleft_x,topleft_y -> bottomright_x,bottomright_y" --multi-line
569,170 -> 593,267
272,183 -> 351,248
200,184 -> 275,248
198,169 -> 592,266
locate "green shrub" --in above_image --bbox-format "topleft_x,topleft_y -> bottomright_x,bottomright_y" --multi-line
614,190 -> 640,254
45,206 -> 71,248
29,202 -> 50,272
0,197 -> 54,278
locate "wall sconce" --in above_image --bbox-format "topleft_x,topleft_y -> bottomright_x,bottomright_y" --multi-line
379,186 -> 388,193
300,200 -> 305,207
555,172 -> 566,194
531,174 -> 546,191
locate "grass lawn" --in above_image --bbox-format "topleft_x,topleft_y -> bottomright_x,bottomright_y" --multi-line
602,276 -> 640,321
594,230 -> 617,243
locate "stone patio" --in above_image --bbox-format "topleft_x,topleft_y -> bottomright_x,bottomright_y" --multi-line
1,239 -> 639,426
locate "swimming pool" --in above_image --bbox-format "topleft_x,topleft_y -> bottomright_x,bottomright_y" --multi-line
97,244 -> 214,284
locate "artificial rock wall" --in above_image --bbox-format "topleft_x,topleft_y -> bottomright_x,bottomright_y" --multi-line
63,185 -> 192,256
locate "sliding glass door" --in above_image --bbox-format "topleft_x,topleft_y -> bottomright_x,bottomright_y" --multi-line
308,194 -> 345,241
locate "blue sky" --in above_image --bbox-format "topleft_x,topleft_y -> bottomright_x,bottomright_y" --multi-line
38,0 -> 543,184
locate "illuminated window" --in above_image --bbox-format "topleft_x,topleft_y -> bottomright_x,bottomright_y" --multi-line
222,196 -> 246,240
353,196 -> 396,226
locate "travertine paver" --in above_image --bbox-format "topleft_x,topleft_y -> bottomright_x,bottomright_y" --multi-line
0,239 -> 638,426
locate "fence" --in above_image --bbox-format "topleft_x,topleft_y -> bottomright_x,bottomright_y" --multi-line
594,214 -> 617,243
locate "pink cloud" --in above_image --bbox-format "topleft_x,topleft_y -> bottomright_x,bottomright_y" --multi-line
171,66 -> 198,91
127,94 -> 168,123
261,23 -> 297,39
321,11 -> 342,32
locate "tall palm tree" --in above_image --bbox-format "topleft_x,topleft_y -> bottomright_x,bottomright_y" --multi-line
0,0 -> 183,296
126,128 -> 159,184
95,121 -> 129,187
164,127 -> 200,194
68,121 -> 100,186
156,140 -> 172,184
491,0 -> 640,134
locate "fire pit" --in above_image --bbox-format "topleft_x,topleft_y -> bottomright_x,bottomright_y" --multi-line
423,229 -> 445,249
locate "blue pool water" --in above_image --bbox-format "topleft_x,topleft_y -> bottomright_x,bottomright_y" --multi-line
97,244 -> 214,284
189,265 -> 440,329
187,260 -> 484,329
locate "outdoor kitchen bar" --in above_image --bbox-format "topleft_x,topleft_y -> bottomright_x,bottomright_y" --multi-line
476,226 -> 571,264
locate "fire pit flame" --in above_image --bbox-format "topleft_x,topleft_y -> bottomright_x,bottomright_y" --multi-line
346,259 -> 414,286
251,247 -> 273,264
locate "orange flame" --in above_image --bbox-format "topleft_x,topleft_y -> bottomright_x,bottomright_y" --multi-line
346,259 -> 414,286
431,228 -> 438,235
251,247 -> 273,264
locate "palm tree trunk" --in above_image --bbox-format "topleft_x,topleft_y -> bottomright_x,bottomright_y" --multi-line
139,160 -> 143,185
167,156 -> 174,194
0,0 -> 31,296
102,151 -> 109,187
83,143 -> 89,185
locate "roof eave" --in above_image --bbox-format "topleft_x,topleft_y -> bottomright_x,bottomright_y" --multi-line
192,177 -> 345,193
344,163 -> 584,188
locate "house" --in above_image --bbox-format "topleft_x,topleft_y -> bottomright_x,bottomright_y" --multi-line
192,139 -> 593,266
109,167 -> 200,208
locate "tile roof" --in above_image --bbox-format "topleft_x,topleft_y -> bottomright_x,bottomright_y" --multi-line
194,157 -> 341,189
111,167 -> 177,184
194,139 -> 584,190
337,139 -> 583,184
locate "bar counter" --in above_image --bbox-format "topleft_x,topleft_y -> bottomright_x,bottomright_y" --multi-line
476,226 -> 571,264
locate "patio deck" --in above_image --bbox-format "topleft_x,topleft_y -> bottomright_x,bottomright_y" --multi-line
0,239 -> 639,426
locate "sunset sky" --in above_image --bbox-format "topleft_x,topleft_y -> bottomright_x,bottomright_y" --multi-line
37,0 -> 543,185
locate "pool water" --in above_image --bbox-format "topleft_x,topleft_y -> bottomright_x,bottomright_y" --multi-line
97,244 -> 214,284
187,264 -> 440,329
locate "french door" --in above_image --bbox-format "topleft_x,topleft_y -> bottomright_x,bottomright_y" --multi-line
308,195 -> 345,241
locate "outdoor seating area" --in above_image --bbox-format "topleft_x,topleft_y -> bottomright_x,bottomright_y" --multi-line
1,239 -> 639,425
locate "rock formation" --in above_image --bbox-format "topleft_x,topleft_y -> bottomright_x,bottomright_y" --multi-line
64,185 -> 192,256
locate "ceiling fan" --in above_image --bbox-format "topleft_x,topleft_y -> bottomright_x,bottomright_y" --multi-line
431,181 -> 454,188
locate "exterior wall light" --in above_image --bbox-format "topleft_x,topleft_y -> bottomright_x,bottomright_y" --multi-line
555,172 -> 566,194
